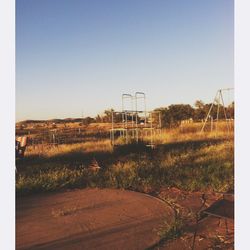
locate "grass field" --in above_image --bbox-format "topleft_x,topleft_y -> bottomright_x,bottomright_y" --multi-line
16,121 -> 234,196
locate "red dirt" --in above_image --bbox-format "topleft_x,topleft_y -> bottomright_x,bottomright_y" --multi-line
16,188 -> 174,250
157,188 -> 234,250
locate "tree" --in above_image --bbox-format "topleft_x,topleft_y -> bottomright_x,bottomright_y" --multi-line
82,117 -> 95,125
155,104 -> 194,128
95,114 -> 102,123
104,109 -> 113,122
194,100 -> 205,109
194,100 -> 207,120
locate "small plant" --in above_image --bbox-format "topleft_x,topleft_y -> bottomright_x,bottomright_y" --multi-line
147,213 -> 185,250
158,214 -> 184,241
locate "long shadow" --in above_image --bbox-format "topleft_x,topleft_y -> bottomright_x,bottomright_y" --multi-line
16,137 -> 228,173
156,138 -> 227,152
16,142 -> 151,169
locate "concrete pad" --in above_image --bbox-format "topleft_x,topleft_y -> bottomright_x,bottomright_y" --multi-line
16,188 -> 174,250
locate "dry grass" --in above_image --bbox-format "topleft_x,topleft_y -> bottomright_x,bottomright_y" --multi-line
25,139 -> 112,158
143,121 -> 234,145
16,121 -> 234,195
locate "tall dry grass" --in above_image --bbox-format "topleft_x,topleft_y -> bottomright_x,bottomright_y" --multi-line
16,121 -> 234,195
114,121 -> 233,145
25,139 -> 112,158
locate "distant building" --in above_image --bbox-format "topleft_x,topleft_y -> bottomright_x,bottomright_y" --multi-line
180,118 -> 193,125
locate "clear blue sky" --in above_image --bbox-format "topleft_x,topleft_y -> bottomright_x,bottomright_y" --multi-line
16,0 -> 234,121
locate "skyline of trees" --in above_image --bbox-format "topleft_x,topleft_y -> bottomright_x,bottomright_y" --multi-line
18,100 -> 234,128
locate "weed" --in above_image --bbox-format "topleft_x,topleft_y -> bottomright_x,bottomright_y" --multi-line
158,216 -> 184,241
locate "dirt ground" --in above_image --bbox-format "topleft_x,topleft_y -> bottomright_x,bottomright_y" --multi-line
155,188 -> 234,250
16,188 -> 174,250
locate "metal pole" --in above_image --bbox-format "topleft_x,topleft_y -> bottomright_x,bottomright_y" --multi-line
135,95 -> 138,143
131,97 -> 134,130
111,111 -> 114,145
125,111 -> 128,144
122,94 -> 125,134
144,94 -> 147,127
150,112 -> 153,146
136,113 -> 138,143
220,90 -> 230,133
135,92 -> 146,142
201,91 -> 218,132
122,94 -> 133,139
216,91 -> 221,133
211,116 -> 213,132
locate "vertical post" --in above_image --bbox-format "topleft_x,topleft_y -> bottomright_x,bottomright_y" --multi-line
131,97 -> 134,130
144,94 -> 147,127
111,111 -> 114,145
201,90 -> 218,132
220,90 -> 230,133
132,111 -> 135,139
135,109 -> 138,143
122,96 -> 125,135
211,116 -> 213,132
150,112 -> 153,146
122,113 -> 124,130
122,94 -> 134,142
125,111 -> 128,144
135,92 -> 146,142
125,111 -> 127,130
216,91 -> 221,133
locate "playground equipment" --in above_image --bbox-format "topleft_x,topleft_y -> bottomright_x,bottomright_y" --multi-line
201,88 -> 234,133
110,92 -> 162,147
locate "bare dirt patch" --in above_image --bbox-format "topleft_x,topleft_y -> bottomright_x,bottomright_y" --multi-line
155,187 -> 234,250
16,188 -> 174,250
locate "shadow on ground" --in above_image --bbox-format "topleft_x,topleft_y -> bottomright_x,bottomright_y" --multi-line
17,138 -> 226,171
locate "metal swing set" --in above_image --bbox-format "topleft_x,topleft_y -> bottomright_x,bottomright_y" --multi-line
201,88 -> 234,133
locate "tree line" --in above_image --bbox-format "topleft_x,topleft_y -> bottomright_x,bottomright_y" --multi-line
65,100 -> 233,128
18,100 -> 234,129
91,100 -> 234,128
154,100 -> 234,128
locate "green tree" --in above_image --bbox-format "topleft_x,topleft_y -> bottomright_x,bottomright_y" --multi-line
194,100 -> 206,120
155,104 -> 194,128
